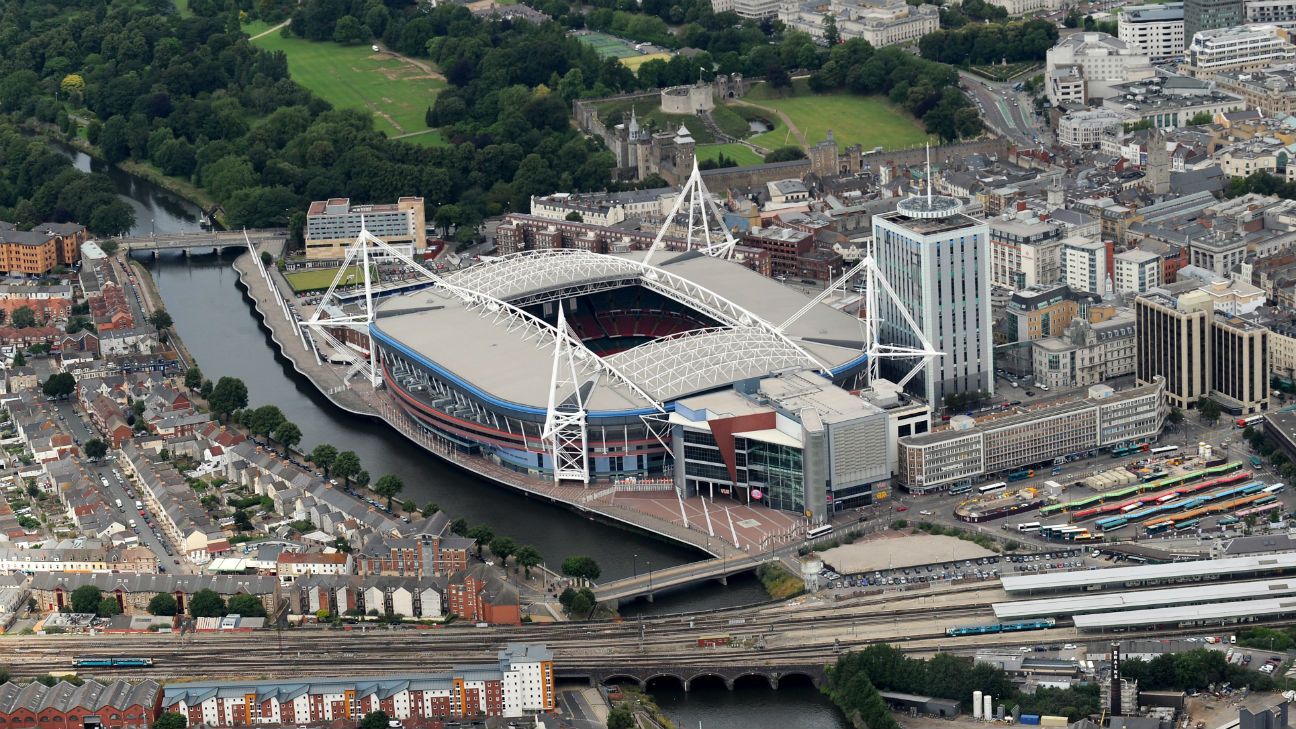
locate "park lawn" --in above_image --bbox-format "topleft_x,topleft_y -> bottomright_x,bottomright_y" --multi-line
252,33 -> 446,141
621,52 -> 673,73
174,0 -> 191,16
241,18 -> 274,38
285,266 -> 375,293
740,80 -> 932,152
696,144 -> 764,167
708,104 -> 752,139
399,130 -> 448,146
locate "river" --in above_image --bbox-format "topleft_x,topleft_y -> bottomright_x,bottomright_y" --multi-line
67,146 -> 848,728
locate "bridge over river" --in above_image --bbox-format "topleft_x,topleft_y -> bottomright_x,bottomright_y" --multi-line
592,554 -> 774,604
113,229 -> 283,254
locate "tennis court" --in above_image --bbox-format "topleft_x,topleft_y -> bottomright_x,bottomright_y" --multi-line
576,32 -> 640,59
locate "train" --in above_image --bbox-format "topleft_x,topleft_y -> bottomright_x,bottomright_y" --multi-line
71,657 -> 155,668
946,618 -> 1056,638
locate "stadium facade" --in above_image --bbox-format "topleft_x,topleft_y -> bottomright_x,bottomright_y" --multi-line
369,248 -> 895,516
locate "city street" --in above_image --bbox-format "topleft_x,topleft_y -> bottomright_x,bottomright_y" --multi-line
958,71 -> 1052,149
54,400 -> 186,573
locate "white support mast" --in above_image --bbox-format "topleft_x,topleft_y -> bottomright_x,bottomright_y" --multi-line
542,306 -> 590,484
642,156 -> 738,267
776,244 -> 942,389
300,225 -> 386,388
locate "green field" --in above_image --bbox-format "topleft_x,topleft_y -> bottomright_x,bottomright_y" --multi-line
739,80 -> 931,152
577,32 -> 641,59
697,144 -> 764,167
252,34 -> 446,140
241,18 -> 274,38
285,266 -> 373,293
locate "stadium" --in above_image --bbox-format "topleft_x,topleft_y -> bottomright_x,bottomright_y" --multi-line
369,247 -> 875,483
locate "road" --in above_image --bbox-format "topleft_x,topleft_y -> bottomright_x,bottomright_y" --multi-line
53,400 -> 185,573
959,71 -> 1052,149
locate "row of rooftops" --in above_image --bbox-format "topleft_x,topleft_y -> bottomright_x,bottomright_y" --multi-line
0,679 -> 159,716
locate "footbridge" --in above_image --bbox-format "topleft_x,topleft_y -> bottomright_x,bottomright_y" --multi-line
591,554 -> 772,605
556,663 -> 825,691
113,229 -> 284,254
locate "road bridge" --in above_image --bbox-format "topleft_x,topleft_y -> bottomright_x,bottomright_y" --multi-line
114,229 -> 283,254
556,663 -> 824,691
592,554 -> 772,604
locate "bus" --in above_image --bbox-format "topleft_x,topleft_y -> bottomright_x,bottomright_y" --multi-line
1217,515 -> 1240,526
949,483 -> 972,496
1150,445 -> 1180,455
1120,502 -> 1143,513
1175,519 -> 1200,532
1007,469 -> 1035,482
979,482 -> 1008,496
1264,483 -> 1286,494
1016,522 -> 1041,532
1237,415 -> 1264,428
806,524 -> 833,540
1156,493 -> 1179,504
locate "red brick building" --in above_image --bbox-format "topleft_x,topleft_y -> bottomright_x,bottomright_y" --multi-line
0,679 -> 160,729
446,565 -> 521,625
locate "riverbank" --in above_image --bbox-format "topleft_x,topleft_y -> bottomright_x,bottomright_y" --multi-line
128,257 -> 198,370
28,123 -> 225,226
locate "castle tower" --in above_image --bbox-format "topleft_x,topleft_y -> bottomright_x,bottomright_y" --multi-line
674,125 -> 696,175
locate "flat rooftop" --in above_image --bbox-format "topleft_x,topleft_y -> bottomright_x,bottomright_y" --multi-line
1000,552 -> 1296,593
993,578 -> 1296,619
1073,597 -> 1296,629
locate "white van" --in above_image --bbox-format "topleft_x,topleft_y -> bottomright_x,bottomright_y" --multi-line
114,498 -> 123,509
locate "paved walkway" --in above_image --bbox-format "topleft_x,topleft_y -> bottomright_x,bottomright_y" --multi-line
729,98 -> 808,151
249,21 -> 288,41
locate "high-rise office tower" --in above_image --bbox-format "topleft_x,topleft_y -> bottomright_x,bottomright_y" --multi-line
872,188 -> 993,407
1183,0 -> 1242,49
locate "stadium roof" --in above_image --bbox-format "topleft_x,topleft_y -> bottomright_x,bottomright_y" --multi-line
999,552 -> 1296,593
1073,597 -> 1296,630
993,578 -> 1296,620
373,249 -> 869,415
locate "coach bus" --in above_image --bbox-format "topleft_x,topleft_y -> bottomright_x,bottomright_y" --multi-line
1150,445 -> 1179,456
806,524 -> 834,540
949,483 -> 972,496
979,482 -> 1008,496
1016,521 -> 1041,532
1237,415 -> 1264,428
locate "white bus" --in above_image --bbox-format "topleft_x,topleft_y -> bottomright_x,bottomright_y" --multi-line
1156,493 -> 1179,503
1264,483 -> 1286,494
1016,521 -> 1041,532
1150,445 -> 1180,455
806,524 -> 834,540
949,483 -> 973,495
978,482 -> 1008,496
1120,503 -> 1142,513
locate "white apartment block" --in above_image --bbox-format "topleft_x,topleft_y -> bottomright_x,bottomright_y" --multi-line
304,196 -> 426,261
989,212 -> 1067,290
1245,0 -> 1296,23
1047,33 -> 1156,105
1113,248 -> 1163,294
1186,24 -> 1296,79
1063,236 -> 1110,295
988,0 -> 1061,15
1119,2 -> 1186,60
1058,108 -> 1129,148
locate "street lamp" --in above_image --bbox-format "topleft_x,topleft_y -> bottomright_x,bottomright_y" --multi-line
632,553 -> 638,578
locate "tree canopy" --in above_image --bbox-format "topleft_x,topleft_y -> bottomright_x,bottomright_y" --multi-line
188,588 -> 226,618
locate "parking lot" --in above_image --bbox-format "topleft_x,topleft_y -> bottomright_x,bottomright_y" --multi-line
818,548 -> 1088,591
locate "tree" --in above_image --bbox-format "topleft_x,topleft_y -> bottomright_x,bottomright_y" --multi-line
373,474 -> 404,509
332,450 -> 362,485
568,587 -> 595,618
468,525 -> 495,557
147,593 -> 178,616
188,588 -> 226,617
184,367 -> 204,391
401,499 -> 417,513
232,509 -> 253,531
451,518 -> 469,536
246,405 -> 286,437
607,706 -> 635,729
489,535 -> 517,565
822,14 -> 840,46
353,470 -> 370,488
153,714 -> 187,729
558,587 -> 577,611
358,712 -> 390,729
310,444 -> 338,474
1167,407 -> 1184,426
273,421 -> 302,455
561,555 -> 602,581
11,350 -> 24,367
11,306 -> 36,329
70,585 -> 103,614
84,438 -> 108,460
422,502 -> 440,517
97,597 -> 123,617
227,594 -> 267,617
1196,395 -> 1222,425
60,73 -> 86,98
516,545 -> 542,578
208,377 -> 249,421
42,372 -> 76,400
564,211 -> 583,222
148,309 -> 174,338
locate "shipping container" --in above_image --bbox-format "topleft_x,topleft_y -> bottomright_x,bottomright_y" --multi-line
1041,716 -> 1069,727
1020,715 -> 1041,725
